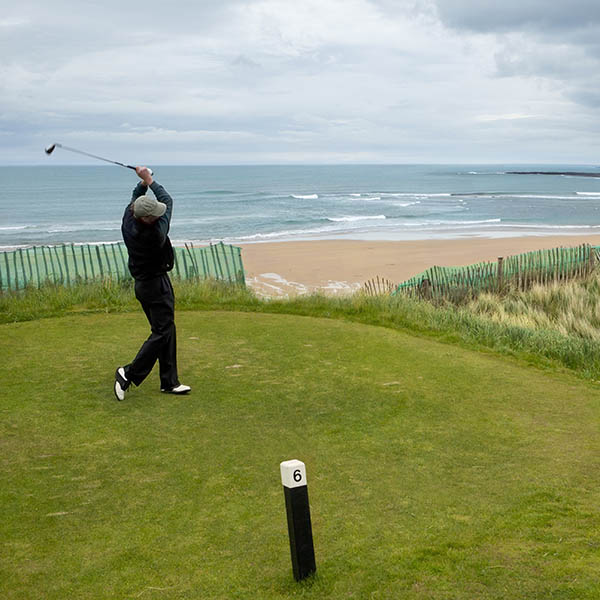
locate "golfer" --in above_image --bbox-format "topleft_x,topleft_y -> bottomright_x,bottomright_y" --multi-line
114,166 -> 191,400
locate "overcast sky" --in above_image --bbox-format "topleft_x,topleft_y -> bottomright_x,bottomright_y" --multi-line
2,0 -> 600,165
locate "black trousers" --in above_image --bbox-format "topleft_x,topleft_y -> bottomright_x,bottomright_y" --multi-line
125,274 -> 179,389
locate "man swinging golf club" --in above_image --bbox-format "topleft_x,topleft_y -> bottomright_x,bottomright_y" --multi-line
114,166 -> 191,400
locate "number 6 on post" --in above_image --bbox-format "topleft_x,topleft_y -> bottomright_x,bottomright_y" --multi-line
280,459 -> 316,581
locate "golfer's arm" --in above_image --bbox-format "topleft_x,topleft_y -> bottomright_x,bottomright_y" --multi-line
131,182 -> 148,203
150,182 -> 173,238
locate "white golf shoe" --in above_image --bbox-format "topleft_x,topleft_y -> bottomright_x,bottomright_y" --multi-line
161,384 -> 191,395
114,367 -> 130,401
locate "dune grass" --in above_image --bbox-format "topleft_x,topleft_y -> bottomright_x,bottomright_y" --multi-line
2,310 -> 600,599
468,270 -> 600,341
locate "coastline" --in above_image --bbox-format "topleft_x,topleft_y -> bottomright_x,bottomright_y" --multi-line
3,234 -> 600,298
240,235 -> 600,297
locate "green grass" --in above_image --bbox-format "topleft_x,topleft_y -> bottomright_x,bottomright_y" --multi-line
2,310 -> 600,598
4,278 -> 600,381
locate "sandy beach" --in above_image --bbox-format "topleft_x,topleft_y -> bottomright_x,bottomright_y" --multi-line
240,235 -> 600,297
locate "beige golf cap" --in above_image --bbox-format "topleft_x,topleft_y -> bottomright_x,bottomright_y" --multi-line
133,195 -> 167,219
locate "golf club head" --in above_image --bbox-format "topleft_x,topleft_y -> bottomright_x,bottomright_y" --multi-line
45,144 -> 57,155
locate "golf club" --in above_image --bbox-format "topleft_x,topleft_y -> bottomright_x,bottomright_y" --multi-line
45,143 -> 152,175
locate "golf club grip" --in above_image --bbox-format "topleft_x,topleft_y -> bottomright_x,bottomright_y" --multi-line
127,165 -> 154,176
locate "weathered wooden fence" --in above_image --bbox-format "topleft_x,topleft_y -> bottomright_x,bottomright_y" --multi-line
0,241 -> 245,292
362,276 -> 396,296
393,244 -> 598,302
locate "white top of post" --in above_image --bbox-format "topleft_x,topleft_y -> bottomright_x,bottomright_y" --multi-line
280,459 -> 307,489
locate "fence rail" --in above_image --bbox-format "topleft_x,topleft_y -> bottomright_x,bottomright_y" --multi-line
0,241 -> 245,292
393,244 -> 598,302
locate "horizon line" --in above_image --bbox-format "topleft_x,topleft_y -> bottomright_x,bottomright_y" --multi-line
2,162 -> 600,168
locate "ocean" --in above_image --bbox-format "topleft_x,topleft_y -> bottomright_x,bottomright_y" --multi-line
2,164 -> 600,249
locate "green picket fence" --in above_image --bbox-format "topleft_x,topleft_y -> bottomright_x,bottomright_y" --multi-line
393,244 -> 598,301
0,241 -> 245,292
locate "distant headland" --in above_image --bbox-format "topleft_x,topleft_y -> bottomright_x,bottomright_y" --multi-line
508,171 -> 600,178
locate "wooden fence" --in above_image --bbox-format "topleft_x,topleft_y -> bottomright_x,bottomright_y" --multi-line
389,244 -> 598,302
0,241 -> 245,292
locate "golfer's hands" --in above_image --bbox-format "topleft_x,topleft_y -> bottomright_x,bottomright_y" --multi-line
136,166 -> 153,186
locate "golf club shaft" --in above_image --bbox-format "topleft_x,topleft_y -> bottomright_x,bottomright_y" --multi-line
53,143 -> 135,170
48,143 -> 153,175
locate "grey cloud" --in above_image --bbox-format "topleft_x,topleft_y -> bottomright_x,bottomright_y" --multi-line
3,0 -> 600,164
433,0 -> 600,33
0,1 -> 245,69
568,88 -> 600,108
8,0 -> 245,31
427,1 -> 600,113
493,38 -> 594,79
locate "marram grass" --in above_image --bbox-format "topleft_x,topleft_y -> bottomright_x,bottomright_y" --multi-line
468,270 -> 600,341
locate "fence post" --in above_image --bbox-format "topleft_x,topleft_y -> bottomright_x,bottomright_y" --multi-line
173,247 -> 181,279
237,247 -> 246,285
26,248 -> 34,286
184,243 -> 196,280
421,278 -> 432,300
70,243 -> 80,282
200,249 -> 209,280
62,245 -> 71,285
181,249 -> 189,280
80,245 -> 89,281
214,242 -> 226,280
18,249 -> 28,288
209,243 -> 219,278
12,251 -> 20,290
32,246 -> 41,288
95,246 -> 104,278
41,246 -> 50,283
119,243 -> 128,273
227,243 -> 238,283
497,257 -> 504,292
53,246 -> 65,283
187,243 -> 202,280
110,243 -> 121,280
3,251 -> 10,291
102,245 -> 112,278
13,251 -> 21,289
86,245 -> 95,279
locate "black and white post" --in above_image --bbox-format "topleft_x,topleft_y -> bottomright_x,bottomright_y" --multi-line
280,459 -> 316,581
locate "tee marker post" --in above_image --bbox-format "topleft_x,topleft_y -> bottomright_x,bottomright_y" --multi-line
280,459 -> 316,581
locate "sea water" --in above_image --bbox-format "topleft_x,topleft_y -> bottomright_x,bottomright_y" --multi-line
2,164 -> 600,248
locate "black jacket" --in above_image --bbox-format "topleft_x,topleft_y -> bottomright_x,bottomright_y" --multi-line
121,181 -> 175,280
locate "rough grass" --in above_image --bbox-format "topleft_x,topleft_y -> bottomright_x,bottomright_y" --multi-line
468,271 -> 600,341
2,311 -> 600,599
0,278 -> 256,322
